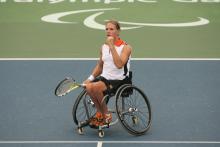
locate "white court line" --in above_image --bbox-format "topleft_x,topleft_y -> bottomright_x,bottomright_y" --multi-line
97,141 -> 103,147
0,58 -> 220,60
0,141 -> 220,144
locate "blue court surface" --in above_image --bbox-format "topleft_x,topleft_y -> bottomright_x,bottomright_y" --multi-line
0,59 -> 220,147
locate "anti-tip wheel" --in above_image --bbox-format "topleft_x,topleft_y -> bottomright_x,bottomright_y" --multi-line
98,130 -> 104,138
78,127 -> 84,135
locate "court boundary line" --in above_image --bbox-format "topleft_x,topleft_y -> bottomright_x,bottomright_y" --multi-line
0,141 -> 220,144
0,58 -> 220,61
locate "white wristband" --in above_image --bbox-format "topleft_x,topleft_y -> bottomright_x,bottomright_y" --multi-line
88,75 -> 95,81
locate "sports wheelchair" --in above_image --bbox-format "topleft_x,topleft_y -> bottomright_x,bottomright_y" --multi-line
72,72 -> 152,137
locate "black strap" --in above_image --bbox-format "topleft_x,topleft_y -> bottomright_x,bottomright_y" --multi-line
123,61 -> 128,76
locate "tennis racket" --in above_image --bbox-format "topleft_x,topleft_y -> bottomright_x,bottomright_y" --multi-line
55,77 -> 86,97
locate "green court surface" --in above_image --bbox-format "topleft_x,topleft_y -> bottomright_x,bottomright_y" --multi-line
0,0 -> 220,58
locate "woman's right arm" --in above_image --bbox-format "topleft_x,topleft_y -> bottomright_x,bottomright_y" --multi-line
84,48 -> 103,83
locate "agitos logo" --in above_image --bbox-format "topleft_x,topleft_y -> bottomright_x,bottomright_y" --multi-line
41,8 -> 210,30
1,1 -> 213,30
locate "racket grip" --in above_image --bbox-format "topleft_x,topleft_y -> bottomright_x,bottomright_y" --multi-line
81,83 -> 87,87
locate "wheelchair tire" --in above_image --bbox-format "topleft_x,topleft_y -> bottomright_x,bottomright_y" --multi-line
72,89 -> 96,125
115,85 -> 152,136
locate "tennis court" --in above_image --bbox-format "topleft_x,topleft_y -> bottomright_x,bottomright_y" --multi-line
0,59 -> 220,147
1,0 -> 220,147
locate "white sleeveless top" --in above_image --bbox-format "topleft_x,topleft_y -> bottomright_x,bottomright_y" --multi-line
100,39 -> 130,80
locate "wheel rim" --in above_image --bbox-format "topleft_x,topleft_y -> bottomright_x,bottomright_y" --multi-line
73,91 -> 96,125
116,85 -> 151,135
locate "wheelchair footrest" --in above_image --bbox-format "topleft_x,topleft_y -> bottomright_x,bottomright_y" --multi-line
88,120 -> 116,129
78,120 -> 90,128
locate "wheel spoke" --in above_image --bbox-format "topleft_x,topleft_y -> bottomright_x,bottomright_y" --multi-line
116,85 -> 151,135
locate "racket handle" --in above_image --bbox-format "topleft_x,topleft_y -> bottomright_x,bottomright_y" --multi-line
81,83 -> 87,87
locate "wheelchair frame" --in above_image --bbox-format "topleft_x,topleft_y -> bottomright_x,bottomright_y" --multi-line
72,83 -> 152,137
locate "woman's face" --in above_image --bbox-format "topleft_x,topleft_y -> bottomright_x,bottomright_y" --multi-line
105,22 -> 120,38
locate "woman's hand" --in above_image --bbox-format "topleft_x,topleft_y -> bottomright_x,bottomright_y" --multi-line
105,36 -> 114,48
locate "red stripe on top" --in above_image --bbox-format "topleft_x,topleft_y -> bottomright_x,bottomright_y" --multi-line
114,38 -> 127,46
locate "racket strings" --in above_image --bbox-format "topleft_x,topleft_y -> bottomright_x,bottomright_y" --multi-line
56,78 -> 77,96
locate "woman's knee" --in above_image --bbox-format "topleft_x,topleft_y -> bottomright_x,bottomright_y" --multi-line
86,82 -> 106,95
86,83 -> 98,94
85,83 -> 93,94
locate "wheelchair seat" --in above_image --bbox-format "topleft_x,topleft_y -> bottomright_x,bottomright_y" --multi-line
103,71 -> 133,102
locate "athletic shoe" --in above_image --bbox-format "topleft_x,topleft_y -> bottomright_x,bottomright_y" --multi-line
104,113 -> 112,124
89,112 -> 104,127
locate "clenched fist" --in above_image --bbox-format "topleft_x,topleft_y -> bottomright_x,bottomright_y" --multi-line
105,36 -> 114,47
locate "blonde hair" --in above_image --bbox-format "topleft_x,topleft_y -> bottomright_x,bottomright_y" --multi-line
105,20 -> 121,31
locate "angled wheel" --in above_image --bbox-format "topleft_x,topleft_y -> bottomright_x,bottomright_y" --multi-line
98,130 -> 105,138
77,127 -> 84,135
115,85 -> 152,136
72,89 -> 96,125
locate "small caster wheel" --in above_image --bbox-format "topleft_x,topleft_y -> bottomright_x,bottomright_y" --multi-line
78,127 -> 84,135
98,130 -> 104,138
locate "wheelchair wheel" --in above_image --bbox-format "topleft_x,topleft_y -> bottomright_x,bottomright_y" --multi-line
72,89 -> 96,125
115,85 -> 152,136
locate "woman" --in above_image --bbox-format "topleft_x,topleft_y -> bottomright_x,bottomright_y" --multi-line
84,20 -> 132,127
